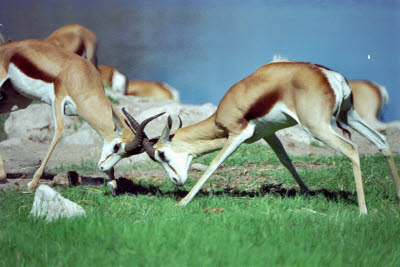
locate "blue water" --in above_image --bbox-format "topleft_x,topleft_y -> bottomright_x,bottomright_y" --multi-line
1,0 -> 399,121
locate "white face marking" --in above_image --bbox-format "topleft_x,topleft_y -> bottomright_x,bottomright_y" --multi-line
8,63 -> 55,105
98,139 -> 126,171
155,146 -> 193,186
112,70 -> 127,95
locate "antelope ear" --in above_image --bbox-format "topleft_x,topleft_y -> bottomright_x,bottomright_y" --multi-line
160,116 -> 172,143
111,107 -> 124,135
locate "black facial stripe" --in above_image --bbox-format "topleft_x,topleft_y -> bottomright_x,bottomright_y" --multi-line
158,151 -> 167,162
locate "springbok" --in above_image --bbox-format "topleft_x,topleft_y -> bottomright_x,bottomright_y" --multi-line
98,64 -> 181,101
126,80 -> 180,102
98,64 -> 128,95
127,60 -> 400,215
0,39 -> 161,193
349,80 -> 388,123
44,24 -> 98,67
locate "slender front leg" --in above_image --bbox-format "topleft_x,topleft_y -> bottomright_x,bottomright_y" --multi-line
264,134 -> 309,193
27,100 -> 63,191
178,124 -> 255,206
106,167 -> 117,196
0,153 -> 6,180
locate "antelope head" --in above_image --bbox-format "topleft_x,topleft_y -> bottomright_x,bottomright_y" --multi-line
122,109 -> 190,186
98,107 -> 165,172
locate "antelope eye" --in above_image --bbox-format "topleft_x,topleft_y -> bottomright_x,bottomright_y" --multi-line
113,143 -> 120,153
158,151 -> 167,162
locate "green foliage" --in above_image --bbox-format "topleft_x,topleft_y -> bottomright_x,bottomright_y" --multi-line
107,94 -> 120,104
72,118 -> 85,132
1,144 -> 400,266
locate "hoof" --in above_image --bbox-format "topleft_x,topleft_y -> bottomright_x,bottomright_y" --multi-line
301,188 -> 311,197
359,207 -> 368,216
176,200 -> 188,206
108,180 -> 117,196
26,181 -> 37,192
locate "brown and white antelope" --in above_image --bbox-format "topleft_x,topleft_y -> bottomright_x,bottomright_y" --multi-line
126,80 -> 180,102
98,64 -> 128,95
130,60 -> 400,215
44,24 -> 98,67
349,80 -> 388,123
0,39 -> 161,193
98,64 -> 181,101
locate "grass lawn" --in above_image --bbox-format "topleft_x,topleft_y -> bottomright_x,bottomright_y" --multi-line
1,144 -> 400,266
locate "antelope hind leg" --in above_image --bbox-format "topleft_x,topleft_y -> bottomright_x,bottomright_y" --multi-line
344,109 -> 400,205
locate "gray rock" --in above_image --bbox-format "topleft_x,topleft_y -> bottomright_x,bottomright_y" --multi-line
4,96 -> 217,160
30,185 -> 86,222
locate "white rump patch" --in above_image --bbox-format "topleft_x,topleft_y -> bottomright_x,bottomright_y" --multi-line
111,70 -> 127,94
318,68 -> 351,118
372,81 -> 389,108
8,63 -> 55,105
162,82 -> 181,102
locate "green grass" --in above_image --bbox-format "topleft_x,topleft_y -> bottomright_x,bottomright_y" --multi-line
1,144 -> 400,266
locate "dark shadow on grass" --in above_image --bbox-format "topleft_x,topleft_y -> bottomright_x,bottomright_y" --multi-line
2,171 -> 357,204
6,172 -> 55,180
113,177 -> 356,204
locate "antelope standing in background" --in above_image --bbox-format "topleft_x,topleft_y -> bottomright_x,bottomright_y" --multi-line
349,80 -> 388,123
45,24 -> 98,67
98,64 -> 181,101
0,39 -> 161,193
130,60 -> 400,215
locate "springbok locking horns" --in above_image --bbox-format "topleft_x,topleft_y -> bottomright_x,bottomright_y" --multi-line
127,60 -> 400,215
0,39 -> 162,193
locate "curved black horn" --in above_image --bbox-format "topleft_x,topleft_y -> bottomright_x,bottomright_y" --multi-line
124,111 -> 165,153
142,138 -> 157,161
122,107 -> 140,130
167,115 -> 173,129
177,116 -> 183,129
142,115 -> 183,161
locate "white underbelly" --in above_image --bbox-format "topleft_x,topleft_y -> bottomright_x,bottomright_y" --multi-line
245,102 -> 299,143
8,63 -> 55,105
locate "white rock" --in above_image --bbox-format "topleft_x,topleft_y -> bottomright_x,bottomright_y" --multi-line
30,185 -> 86,222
